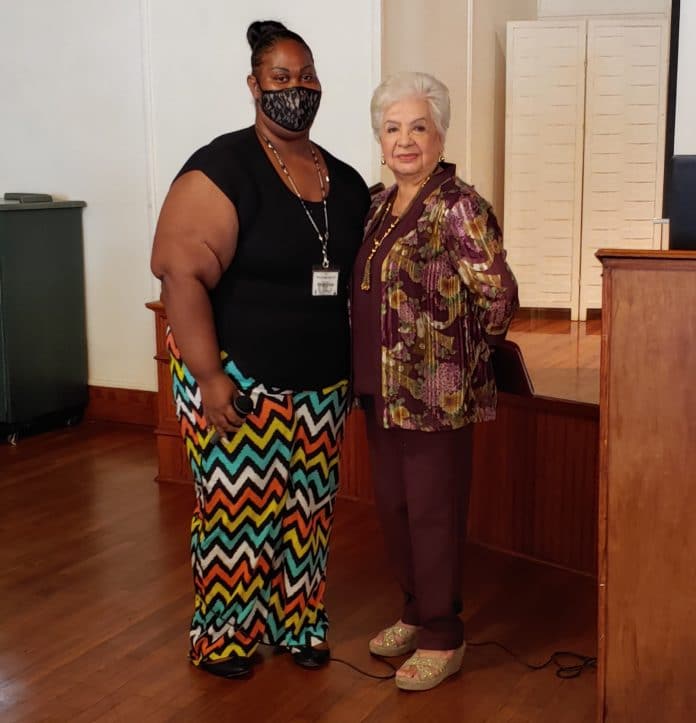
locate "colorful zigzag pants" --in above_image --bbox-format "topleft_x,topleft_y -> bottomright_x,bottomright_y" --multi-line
168,333 -> 348,664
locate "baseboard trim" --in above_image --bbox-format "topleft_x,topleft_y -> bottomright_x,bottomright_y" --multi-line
86,386 -> 157,427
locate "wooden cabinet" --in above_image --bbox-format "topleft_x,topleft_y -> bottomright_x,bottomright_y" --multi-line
505,18 -> 669,320
0,200 -> 88,435
597,250 -> 696,722
145,301 -> 192,484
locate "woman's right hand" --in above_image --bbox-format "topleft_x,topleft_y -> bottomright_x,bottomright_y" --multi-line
198,371 -> 245,437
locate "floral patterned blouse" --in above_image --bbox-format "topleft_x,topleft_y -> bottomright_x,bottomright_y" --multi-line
352,163 -> 518,432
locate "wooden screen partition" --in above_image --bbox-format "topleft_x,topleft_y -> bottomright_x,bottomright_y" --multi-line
596,250 -> 696,722
505,18 -> 670,320
147,300 -> 598,575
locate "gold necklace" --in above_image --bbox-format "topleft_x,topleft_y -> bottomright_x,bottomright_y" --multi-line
360,171 -> 434,291
360,201 -> 399,291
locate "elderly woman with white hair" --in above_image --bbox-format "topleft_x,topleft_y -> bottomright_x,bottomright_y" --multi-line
351,72 -> 518,691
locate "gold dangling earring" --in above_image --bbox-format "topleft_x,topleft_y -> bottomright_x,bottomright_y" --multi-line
380,155 -> 386,166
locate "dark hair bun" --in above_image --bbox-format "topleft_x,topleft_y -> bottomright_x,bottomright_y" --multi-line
247,20 -> 288,49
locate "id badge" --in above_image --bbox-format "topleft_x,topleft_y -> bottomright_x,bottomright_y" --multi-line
312,266 -> 340,296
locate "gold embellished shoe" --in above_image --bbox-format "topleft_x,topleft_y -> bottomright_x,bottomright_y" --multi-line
368,621 -> 418,657
395,643 -> 466,691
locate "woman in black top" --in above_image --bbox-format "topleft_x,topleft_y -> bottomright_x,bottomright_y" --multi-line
151,20 -> 370,680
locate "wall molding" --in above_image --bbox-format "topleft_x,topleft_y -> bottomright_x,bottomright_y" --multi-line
138,0 -> 162,301
86,386 -> 156,427
465,0 -> 474,182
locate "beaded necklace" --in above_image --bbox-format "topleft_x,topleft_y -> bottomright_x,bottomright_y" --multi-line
261,133 -> 331,269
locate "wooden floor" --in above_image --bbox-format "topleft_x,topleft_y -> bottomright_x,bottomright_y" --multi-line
0,422 -> 597,722
508,316 -> 601,405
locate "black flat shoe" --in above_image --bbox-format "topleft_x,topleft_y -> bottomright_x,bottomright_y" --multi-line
197,655 -> 253,679
291,645 -> 331,670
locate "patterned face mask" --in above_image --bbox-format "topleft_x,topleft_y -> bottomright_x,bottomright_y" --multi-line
259,86 -> 322,132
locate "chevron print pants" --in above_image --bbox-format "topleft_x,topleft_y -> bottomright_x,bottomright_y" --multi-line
168,333 -> 348,664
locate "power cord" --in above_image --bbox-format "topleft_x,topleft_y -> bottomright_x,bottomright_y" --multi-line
467,640 -> 597,679
329,642 -> 596,681
329,655 -> 397,679
266,644 -> 399,679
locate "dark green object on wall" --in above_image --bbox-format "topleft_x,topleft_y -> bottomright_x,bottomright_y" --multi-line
0,195 -> 88,441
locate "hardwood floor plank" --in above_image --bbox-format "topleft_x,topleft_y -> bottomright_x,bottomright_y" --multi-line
0,421 -> 596,722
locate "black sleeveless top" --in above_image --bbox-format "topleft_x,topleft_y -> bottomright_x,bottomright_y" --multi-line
176,126 -> 370,390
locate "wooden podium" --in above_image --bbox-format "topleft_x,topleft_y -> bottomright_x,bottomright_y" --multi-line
596,250 -> 696,722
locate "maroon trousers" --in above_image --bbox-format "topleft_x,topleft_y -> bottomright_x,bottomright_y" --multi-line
364,398 -> 474,650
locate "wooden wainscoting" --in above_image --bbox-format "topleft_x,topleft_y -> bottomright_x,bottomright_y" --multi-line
336,409 -> 374,503
340,396 -> 598,577
85,386 -> 156,427
469,393 -> 598,576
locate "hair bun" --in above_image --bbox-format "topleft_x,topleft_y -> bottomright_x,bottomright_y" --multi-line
247,20 -> 288,49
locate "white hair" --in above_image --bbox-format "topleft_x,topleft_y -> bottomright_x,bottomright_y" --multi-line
370,72 -> 451,140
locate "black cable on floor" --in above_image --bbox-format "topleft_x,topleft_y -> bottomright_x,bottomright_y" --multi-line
467,640 -> 597,679
330,643 -> 596,681
329,656 -> 397,679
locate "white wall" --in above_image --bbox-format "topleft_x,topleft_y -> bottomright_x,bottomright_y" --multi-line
0,1 -> 154,390
470,0 -> 537,214
380,0 -> 538,214
148,0 -> 381,216
0,0 -> 380,392
675,0 -> 696,154
381,0 -> 472,184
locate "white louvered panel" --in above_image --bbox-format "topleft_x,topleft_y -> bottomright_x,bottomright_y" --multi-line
504,21 -> 586,311
537,0 -> 670,17
579,18 -> 669,319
